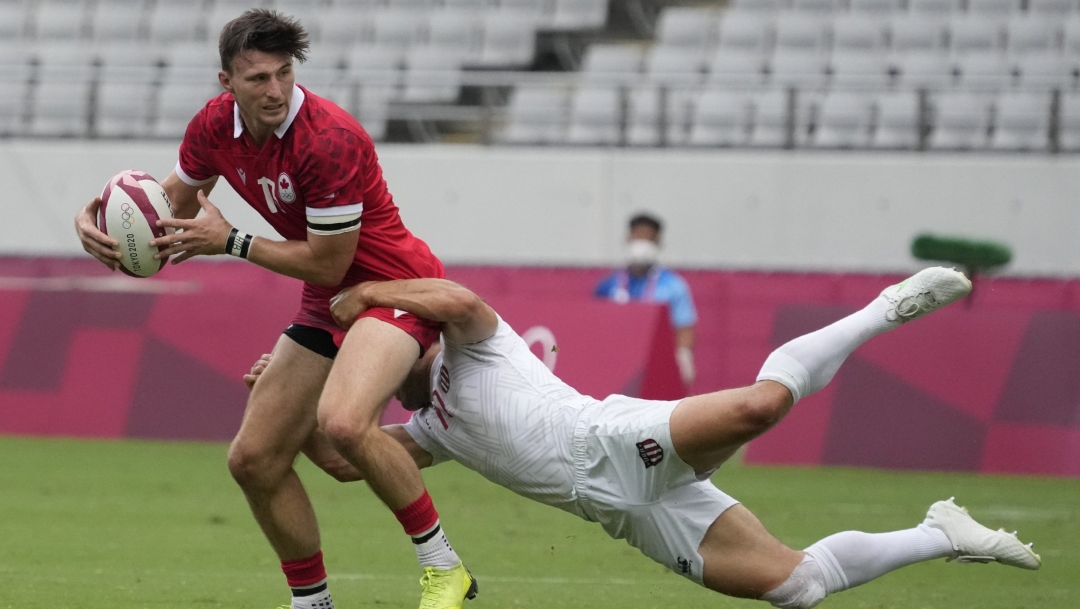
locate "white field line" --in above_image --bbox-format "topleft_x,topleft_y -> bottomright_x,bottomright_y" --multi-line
0,276 -> 199,294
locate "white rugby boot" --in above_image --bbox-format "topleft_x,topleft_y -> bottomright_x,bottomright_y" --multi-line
880,267 -> 972,324
923,497 -> 1042,570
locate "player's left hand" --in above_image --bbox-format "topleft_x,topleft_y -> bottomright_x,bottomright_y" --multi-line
150,190 -> 233,264
329,282 -> 374,330
243,353 -> 273,391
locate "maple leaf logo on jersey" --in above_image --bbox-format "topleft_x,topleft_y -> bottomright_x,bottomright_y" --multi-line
277,172 -> 296,204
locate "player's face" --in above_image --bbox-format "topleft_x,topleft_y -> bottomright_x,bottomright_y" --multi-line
221,50 -> 296,135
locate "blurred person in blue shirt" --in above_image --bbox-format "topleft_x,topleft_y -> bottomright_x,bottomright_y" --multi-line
595,213 -> 698,388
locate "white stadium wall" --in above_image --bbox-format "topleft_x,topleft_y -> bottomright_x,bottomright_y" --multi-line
2,139 -> 1078,277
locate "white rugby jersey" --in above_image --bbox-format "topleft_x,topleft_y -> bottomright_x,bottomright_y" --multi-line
403,317 -> 599,517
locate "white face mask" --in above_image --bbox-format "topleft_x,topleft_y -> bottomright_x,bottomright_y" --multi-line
626,239 -> 660,267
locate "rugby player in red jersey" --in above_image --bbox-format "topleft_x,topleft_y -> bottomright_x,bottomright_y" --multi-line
73,10 -> 475,609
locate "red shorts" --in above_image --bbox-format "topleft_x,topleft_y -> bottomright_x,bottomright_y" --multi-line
333,307 -> 440,352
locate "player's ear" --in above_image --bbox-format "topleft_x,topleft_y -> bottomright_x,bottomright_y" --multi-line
218,70 -> 233,93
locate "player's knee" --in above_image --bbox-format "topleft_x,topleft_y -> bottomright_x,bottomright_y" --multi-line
227,439 -> 289,490
760,556 -> 828,609
317,409 -> 377,451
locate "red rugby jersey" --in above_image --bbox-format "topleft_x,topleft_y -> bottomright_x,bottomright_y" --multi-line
176,85 -> 443,328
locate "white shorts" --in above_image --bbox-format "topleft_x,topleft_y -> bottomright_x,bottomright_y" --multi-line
572,395 -> 740,585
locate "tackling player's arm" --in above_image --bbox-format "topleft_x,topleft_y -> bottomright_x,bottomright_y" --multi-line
330,279 -> 498,344
148,189 -> 357,287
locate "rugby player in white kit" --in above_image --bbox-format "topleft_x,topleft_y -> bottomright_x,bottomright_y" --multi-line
247,268 -> 1041,609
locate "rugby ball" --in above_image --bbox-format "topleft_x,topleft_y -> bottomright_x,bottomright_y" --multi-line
98,170 -> 175,278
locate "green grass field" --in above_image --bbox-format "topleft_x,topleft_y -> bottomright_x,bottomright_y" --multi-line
0,436 -> 1077,609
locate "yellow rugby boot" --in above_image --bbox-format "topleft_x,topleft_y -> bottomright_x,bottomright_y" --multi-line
418,562 -> 478,609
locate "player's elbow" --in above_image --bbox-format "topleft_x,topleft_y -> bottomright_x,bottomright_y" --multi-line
445,285 -> 485,323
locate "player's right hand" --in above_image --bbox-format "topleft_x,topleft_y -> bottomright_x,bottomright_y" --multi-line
75,197 -> 121,271
243,353 -> 273,391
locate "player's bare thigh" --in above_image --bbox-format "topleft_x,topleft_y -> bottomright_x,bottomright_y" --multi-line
318,317 -> 420,431
229,333 -> 335,482
669,381 -> 794,474
698,504 -> 804,599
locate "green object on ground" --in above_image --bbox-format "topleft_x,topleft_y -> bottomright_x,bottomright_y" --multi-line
1,436 -> 1077,608
911,234 -> 1013,271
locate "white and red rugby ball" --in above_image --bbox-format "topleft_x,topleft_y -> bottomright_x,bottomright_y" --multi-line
99,170 -> 175,278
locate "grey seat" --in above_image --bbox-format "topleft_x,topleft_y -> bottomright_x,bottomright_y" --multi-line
873,91 -> 920,148
929,91 -> 990,149
443,0 -> 495,11
29,80 -> 92,136
706,49 -> 766,87
850,0 -> 903,14
948,15 -> 1003,56
478,12 -> 536,66
0,1 -> 30,39
152,80 -> 221,138
791,0 -> 842,14
298,47 -> 347,90
580,44 -> 643,84
346,45 -> 404,103
1006,16 -> 1060,56
769,49 -> 828,89
96,80 -> 154,137
1014,52 -> 1070,90
549,0 -> 608,31
718,13 -> 774,55
401,47 -> 463,103
833,14 -> 887,52
97,42 -> 163,84
147,2 -> 202,44
645,45 -> 705,87
205,4 -> 248,44
626,86 -> 692,146
966,0 -> 1019,15
775,14 -> 828,52
501,85 -> 569,144
319,8 -> 375,46
731,0 -> 785,12
566,87 -> 621,145
894,50 -> 953,90
33,0 -> 88,40
890,15 -> 948,53
654,7 -> 719,53
813,92 -> 874,148
373,11 -> 426,50
1029,0 -> 1075,15
954,53 -> 1010,93
90,0 -> 146,42
1065,16 -> 1080,55
909,0 -> 962,14
991,91 -> 1050,150
35,43 -> 97,83
427,11 -> 482,61
749,89 -> 801,147
689,89 -> 750,147
1058,91 -> 1080,150
498,0 -> 555,26
165,42 -> 221,84
0,79 -> 29,136
830,50 -> 890,91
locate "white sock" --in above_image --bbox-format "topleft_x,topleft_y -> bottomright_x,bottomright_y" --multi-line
291,580 -> 334,609
805,524 -> 954,593
757,294 -> 898,403
412,520 -> 461,569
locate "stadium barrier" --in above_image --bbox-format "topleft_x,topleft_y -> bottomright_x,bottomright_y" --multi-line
1,258 -> 1078,477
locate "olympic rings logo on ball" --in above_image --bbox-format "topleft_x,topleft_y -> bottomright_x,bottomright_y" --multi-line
120,202 -> 136,229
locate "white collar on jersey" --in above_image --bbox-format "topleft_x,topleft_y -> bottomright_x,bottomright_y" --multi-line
233,84 -> 306,139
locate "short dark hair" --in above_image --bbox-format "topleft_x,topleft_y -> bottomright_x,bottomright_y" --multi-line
218,9 -> 309,72
628,213 -> 662,235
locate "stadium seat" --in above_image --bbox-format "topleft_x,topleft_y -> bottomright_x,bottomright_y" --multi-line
1029,0 -> 1075,16
97,42 -> 163,85
580,44 -> 643,84
498,0 -> 555,26
549,0 -> 608,31
830,50 -> 890,91
1006,16 -> 1060,56
954,53 -> 1010,93
1014,52 -> 1070,90
890,15 -> 948,53
0,1 -> 30,40
833,15 -> 887,52
477,12 -> 537,66
373,11 -> 426,50
566,87 -> 621,145
872,91 -> 920,148
356,89 -> 391,141
929,92 -> 990,149
205,4 -> 249,44
1058,91 -> 1080,150
775,15 -> 828,52
689,90 -> 750,147
0,79 -> 29,136
749,89 -> 800,147
0,42 -> 34,85
791,0 -> 842,14
908,0 -> 962,15
427,12 -> 482,61
165,42 -> 222,84
812,92 -> 873,148
152,80 -> 221,138
147,3 -> 203,44
401,47 -> 463,103
894,51 -> 954,90
1065,16 -> 1080,55
645,46 -> 705,87
443,0 -> 496,11
29,80 -> 92,137
654,7 -> 719,54
850,0 -> 903,14
33,0 -> 88,40
769,49 -> 828,89
717,13 -> 774,55
346,45 -> 404,93
96,80 -> 154,138
731,0 -> 785,13
501,85 -> 569,144
35,43 -> 97,83
966,0 -> 1020,15
948,15 -> 1003,56
319,8 -> 374,47
386,0 -> 441,10
706,49 -> 766,87
990,91 -> 1050,151
298,47 -> 347,90
89,0 -> 145,42
625,86 -> 694,146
